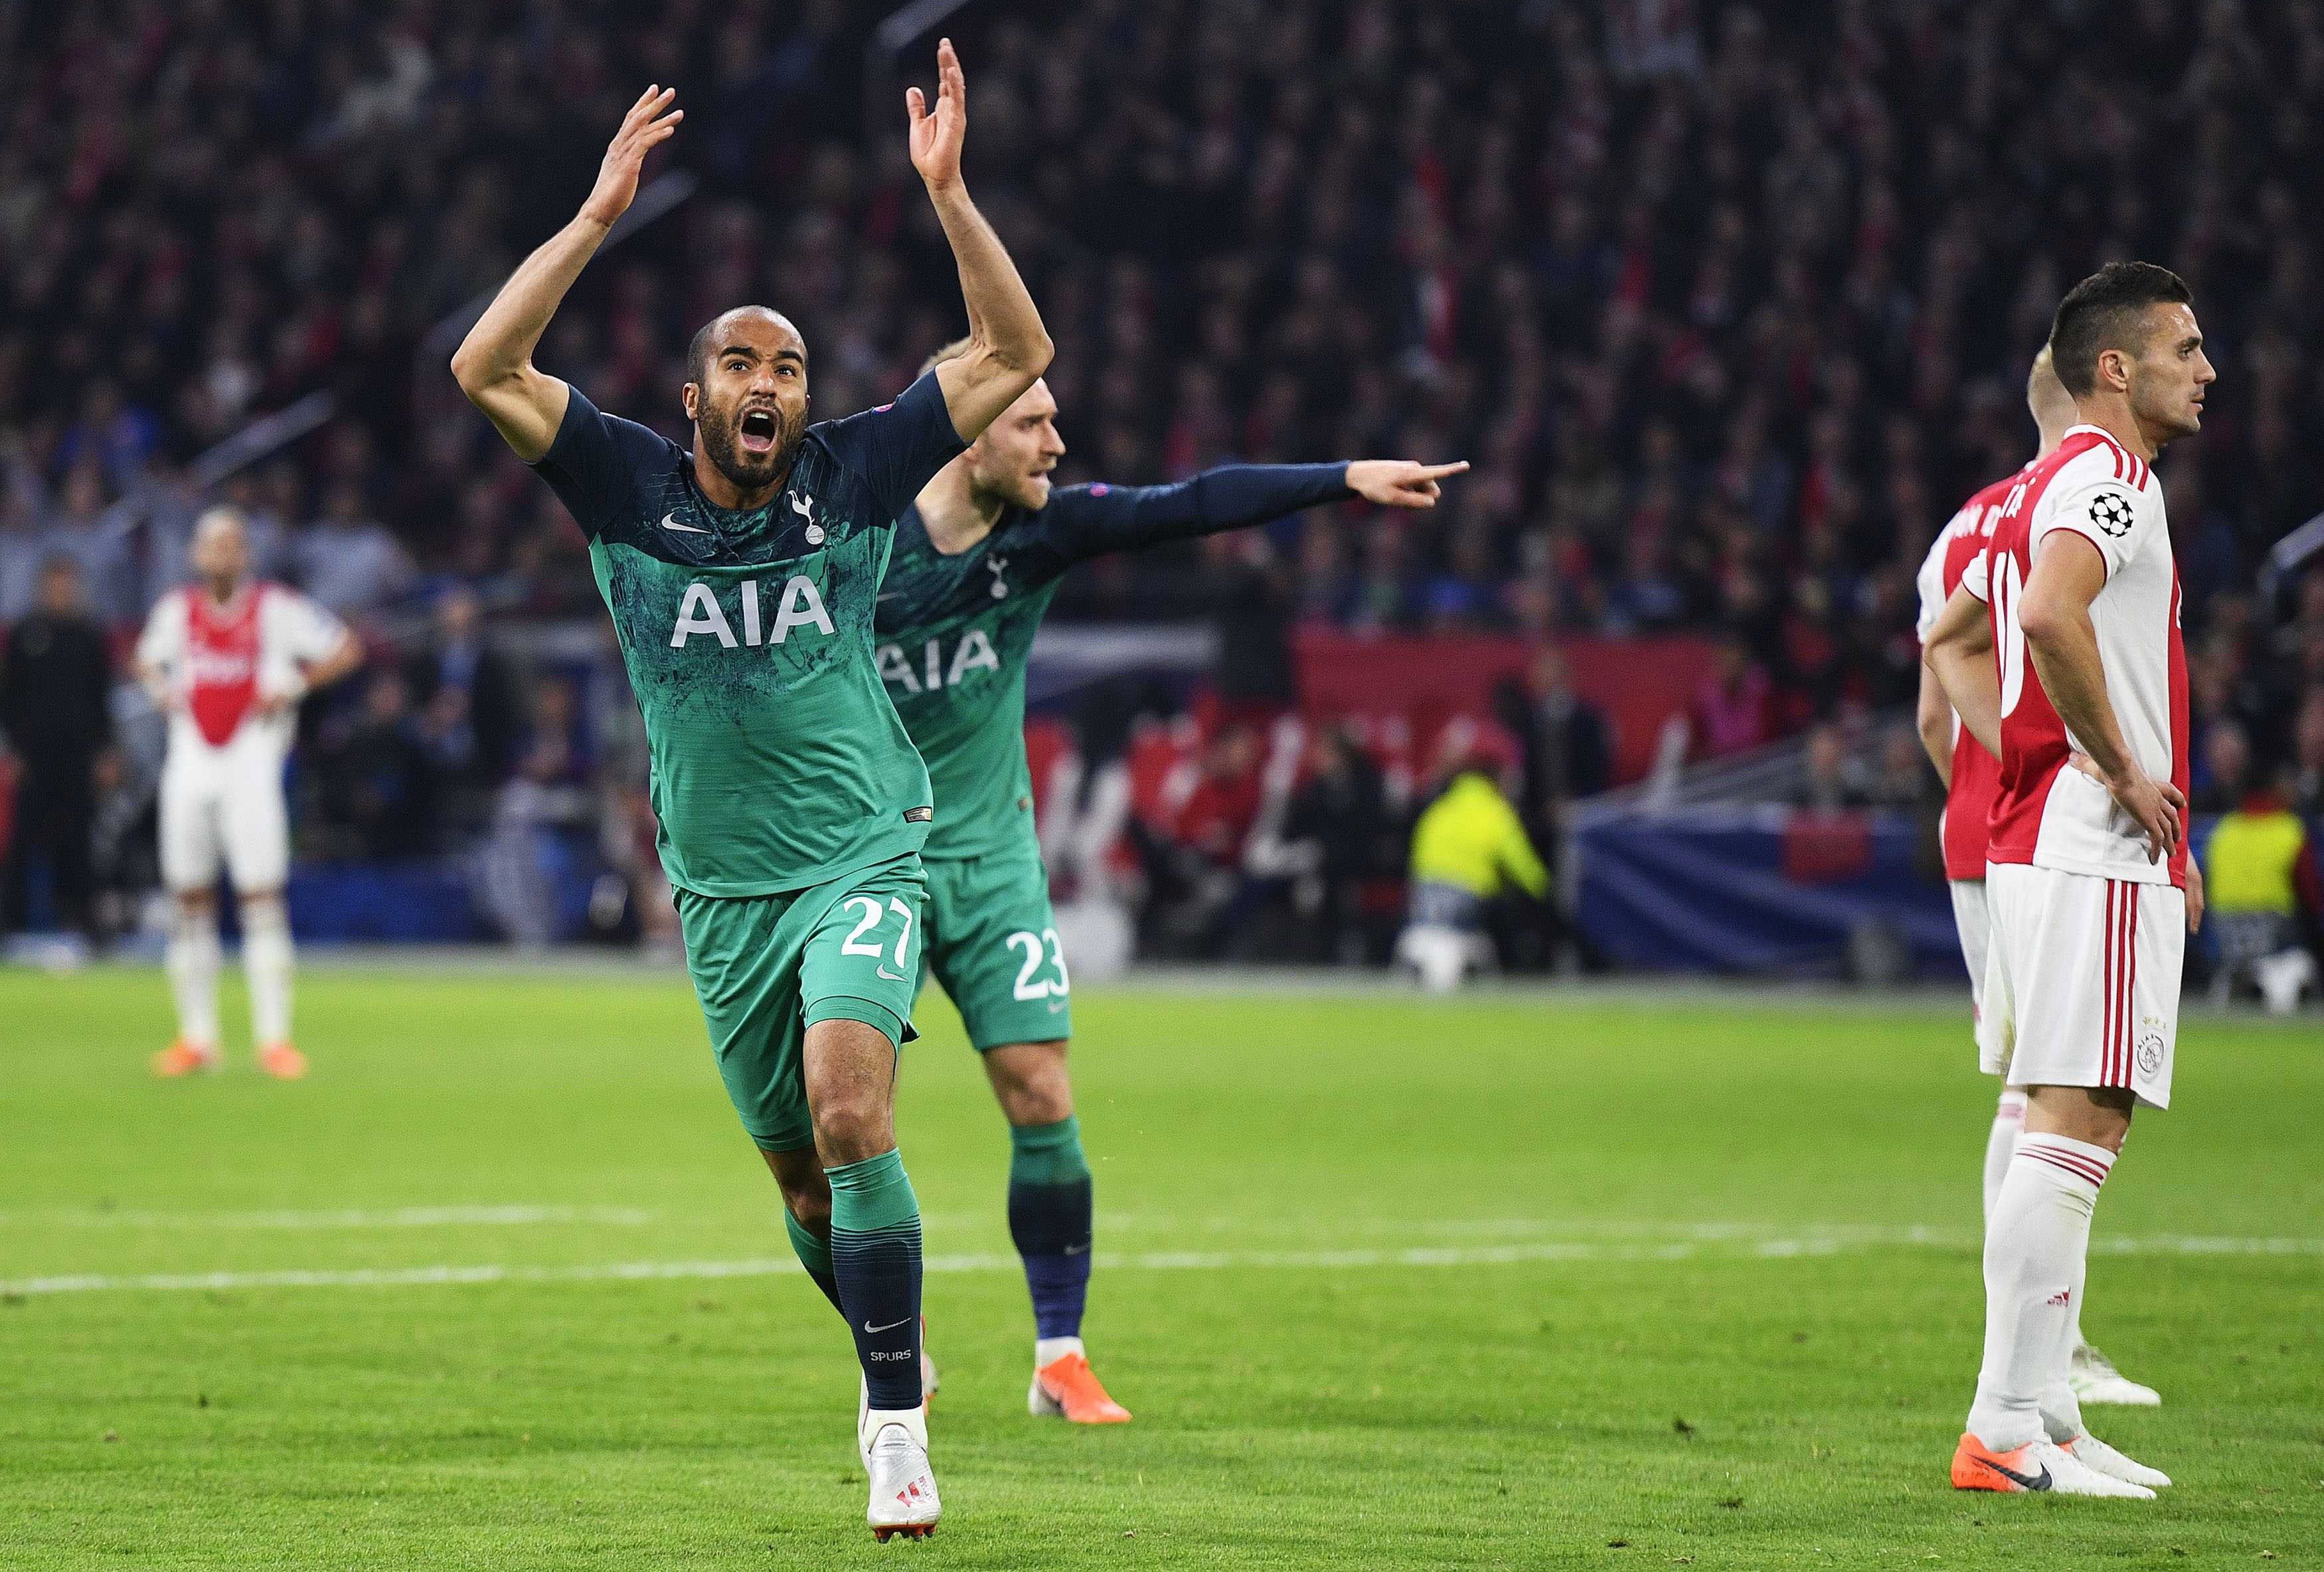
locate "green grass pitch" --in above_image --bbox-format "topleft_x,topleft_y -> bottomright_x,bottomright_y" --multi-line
1,965 -> 2318,1569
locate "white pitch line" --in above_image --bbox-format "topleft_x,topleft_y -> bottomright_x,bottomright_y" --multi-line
0,1204 -> 659,1230
5,1230 -> 2321,1298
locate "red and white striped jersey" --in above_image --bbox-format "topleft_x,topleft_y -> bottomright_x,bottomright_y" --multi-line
1963,426 -> 2189,889
137,582 -> 347,755
1916,465 -> 2025,882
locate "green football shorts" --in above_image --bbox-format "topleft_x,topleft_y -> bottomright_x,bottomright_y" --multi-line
674,852 -> 926,1152
920,836 -> 1073,1051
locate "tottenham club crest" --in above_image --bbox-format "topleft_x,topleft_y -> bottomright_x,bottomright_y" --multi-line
791,492 -> 824,545
2088,489 -> 2135,538
985,556 -> 1009,599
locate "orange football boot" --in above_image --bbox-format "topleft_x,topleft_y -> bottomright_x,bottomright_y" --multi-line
257,1042 -> 308,1079
1951,1432 -> 2054,1492
1030,1351 -> 1132,1424
152,1041 -> 220,1077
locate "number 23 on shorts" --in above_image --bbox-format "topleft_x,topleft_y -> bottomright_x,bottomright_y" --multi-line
839,894 -> 917,980
1006,927 -> 1070,1000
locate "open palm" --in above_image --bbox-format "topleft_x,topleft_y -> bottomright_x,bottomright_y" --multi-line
580,86 -> 682,228
907,39 -> 967,189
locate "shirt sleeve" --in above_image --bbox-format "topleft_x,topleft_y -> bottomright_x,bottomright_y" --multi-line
1914,527 -> 1954,642
1959,546 -> 1991,605
815,372 -> 968,525
135,592 -> 183,671
272,590 -> 351,663
529,384 -> 669,540
1028,463 -> 1354,574
2034,469 -> 2151,581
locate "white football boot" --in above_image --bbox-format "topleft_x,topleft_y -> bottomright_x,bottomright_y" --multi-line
855,1317 -> 938,1468
2065,1431 -> 2171,1489
861,1404 -> 941,1540
2069,1342 -> 2161,1406
1953,1433 -> 2155,1498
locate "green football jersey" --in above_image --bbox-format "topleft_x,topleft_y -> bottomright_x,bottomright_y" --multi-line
531,376 -> 965,896
874,465 -> 1353,861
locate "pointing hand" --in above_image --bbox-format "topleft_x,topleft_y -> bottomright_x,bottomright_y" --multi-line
1347,460 -> 1471,510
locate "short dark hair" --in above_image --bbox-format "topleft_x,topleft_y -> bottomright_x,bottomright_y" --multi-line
2047,262 -> 2193,397
684,307 -> 806,388
685,317 -> 717,388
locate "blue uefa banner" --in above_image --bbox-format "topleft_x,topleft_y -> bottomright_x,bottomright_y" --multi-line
1574,807 -> 1963,978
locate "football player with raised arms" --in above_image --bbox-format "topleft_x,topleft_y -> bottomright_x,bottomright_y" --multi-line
1926,262 -> 2211,1498
452,44 -> 1049,1539
877,344 -> 1467,1423
1914,345 -> 2159,1408
140,507 -> 363,1080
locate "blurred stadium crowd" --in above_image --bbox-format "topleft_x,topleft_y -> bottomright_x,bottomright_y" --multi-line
1,1 -> 2321,967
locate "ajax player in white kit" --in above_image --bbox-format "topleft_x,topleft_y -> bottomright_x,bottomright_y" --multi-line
137,507 -> 363,1078
1916,347 -> 2159,1408
1926,263 -> 2210,1498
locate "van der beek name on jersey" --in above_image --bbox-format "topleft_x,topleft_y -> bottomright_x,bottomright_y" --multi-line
667,576 -> 835,649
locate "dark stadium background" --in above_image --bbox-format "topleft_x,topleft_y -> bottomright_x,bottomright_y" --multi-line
2,0 -> 2321,975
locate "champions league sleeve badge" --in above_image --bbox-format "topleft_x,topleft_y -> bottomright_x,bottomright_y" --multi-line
2088,489 -> 2135,538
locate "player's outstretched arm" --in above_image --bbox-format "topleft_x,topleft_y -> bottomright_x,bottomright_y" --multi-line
1922,583 -> 1998,763
909,40 -> 1052,443
2019,532 -> 2181,863
451,86 -> 683,462
1046,459 -> 1471,563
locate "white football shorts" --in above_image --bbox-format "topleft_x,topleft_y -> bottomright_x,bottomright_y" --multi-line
1948,877 -> 1989,1020
159,739 -> 291,894
1979,861 -> 2184,1109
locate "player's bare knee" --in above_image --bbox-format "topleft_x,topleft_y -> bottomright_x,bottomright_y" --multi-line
2023,1083 -> 2135,1152
174,888 -> 215,917
811,1100 -> 895,1166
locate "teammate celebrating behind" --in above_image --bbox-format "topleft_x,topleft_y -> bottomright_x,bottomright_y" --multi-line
453,48 -> 1049,1539
141,508 -> 362,1079
1926,262 -> 2211,1499
876,351 -> 1466,1420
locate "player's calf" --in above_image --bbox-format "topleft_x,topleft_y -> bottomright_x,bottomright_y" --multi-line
762,1146 -> 845,1314
160,894 -> 221,1070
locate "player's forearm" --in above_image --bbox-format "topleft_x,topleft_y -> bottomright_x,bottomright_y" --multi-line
1066,465 -> 1352,561
2024,612 -> 2137,784
1914,667 -> 1954,787
303,638 -> 366,693
1925,636 -> 2001,762
926,182 -> 1050,374
1922,586 -> 1999,763
450,216 -> 608,392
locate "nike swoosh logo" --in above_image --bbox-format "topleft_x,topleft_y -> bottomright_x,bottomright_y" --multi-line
661,512 -> 712,534
1061,1243 -> 1088,1256
862,1316 -> 912,1334
876,593 -> 900,602
1048,1000 -> 1068,1012
876,966 -> 906,981
1989,1460 -> 2052,1492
